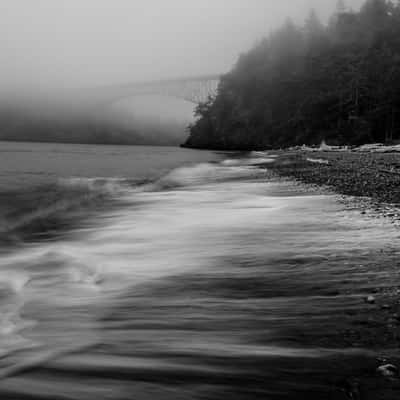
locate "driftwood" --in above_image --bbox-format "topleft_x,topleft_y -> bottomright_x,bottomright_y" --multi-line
377,168 -> 400,176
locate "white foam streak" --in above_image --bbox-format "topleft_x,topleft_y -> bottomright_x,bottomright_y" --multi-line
0,154 -> 398,381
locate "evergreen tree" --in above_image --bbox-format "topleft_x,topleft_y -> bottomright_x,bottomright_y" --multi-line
360,0 -> 390,30
336,0 -> 347,13
184,0 -> 400,150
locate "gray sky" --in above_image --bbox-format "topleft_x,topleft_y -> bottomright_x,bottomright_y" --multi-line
0,0 -> 364,91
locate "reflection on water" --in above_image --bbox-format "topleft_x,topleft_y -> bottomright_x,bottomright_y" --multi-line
0,153 -> 399,399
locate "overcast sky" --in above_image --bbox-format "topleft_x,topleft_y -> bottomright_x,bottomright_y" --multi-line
0,0 -> 364,91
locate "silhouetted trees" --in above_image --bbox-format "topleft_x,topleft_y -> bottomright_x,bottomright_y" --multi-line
184,0 -> 400,150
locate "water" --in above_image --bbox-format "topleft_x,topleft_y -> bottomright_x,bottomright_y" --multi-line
0,141 -> 221,244
0,141 -> 399,399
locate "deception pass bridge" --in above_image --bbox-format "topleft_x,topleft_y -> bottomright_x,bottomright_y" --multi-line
79,74 -> 222,108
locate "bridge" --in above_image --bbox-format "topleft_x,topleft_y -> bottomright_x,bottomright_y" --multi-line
82,74 -> 221,107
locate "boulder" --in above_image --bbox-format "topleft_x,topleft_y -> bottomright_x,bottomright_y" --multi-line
366,295 -> 376,304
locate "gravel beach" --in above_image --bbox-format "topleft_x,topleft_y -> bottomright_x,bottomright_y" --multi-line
268,150 -> 400,221
264,150 -> 400,398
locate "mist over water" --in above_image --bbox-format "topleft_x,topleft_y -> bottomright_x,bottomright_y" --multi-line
0,0 -> 365,147
0,143 -> 398,399
104,95 -> 195,145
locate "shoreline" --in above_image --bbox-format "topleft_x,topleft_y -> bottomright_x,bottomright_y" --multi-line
266,150 -> 400,223
1,150 -> 400,398
262,150 -> 400,397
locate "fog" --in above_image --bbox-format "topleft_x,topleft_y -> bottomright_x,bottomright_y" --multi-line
0,0 -> 365,146
1,0 -> 364,92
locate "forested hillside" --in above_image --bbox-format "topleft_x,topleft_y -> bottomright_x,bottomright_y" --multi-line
184,0 -> 400,150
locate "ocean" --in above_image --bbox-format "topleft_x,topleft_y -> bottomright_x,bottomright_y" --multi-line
0,141 -> 399,399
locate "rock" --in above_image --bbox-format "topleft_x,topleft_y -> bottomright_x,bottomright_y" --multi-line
341,379 -> 360,400
381,304 -> 391,310
366,295 -> 376,304
377,364 -> 398,378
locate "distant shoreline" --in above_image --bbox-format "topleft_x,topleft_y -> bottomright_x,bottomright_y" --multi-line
0,138 -> 183,148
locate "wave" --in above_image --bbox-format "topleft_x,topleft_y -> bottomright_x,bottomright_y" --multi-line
153,160 -> 270,190
0,177 -> 136,246
1,151 -> 400,399
0,153 -> 274,247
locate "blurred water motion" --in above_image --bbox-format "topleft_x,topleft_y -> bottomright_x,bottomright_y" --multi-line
0,146 -> 399,399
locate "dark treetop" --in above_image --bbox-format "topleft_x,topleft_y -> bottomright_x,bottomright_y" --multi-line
184,0 -> 400,150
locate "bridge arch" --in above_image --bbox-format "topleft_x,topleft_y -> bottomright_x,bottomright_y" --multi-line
85,74 -> 221,107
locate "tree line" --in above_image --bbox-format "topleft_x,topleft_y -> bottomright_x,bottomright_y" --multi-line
184,0 -> 400,150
